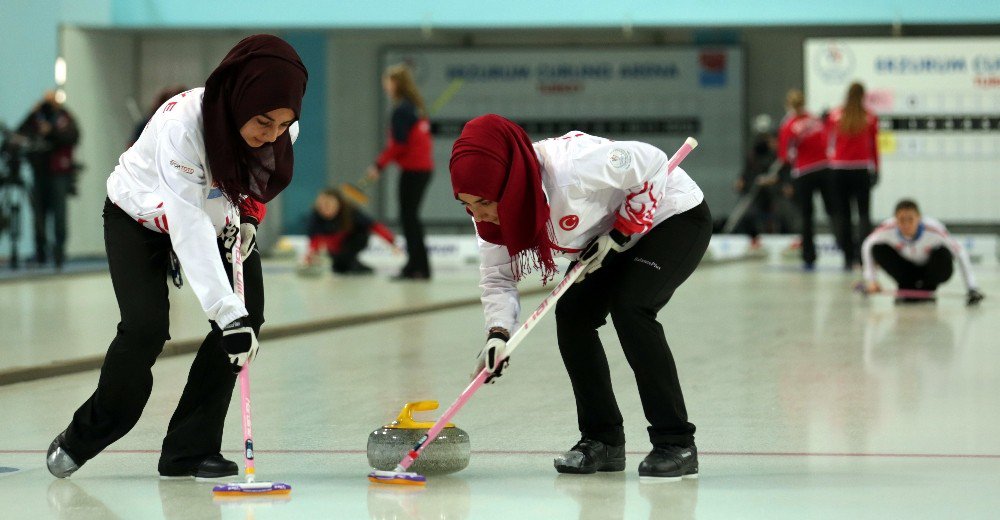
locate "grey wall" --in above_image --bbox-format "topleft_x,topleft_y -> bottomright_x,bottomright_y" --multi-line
59,23 -> 999,258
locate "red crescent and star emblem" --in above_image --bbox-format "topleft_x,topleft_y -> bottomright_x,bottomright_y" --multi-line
559,215 -> 579,231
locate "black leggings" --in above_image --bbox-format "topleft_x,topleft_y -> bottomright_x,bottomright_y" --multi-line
872,244 -> 953,291
834,169 -> 873,266
554,200 -> 712,448
399,171 -> 431,276
792,169 -> 837,266
63,199 -> 264,472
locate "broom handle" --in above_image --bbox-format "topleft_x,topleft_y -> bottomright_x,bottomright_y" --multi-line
396,261 -> 587,471
232,225 -> 256,483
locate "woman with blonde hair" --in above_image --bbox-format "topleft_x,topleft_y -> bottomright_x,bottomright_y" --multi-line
827,81 -> 879,269
366,63 -> 434,280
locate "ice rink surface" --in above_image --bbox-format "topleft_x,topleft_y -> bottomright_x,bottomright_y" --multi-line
1,256 -> 998,519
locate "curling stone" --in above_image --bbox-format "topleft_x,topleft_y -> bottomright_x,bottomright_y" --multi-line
367,401 -> 470,475
295,262 -> 325,278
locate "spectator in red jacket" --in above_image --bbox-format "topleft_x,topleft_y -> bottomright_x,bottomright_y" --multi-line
366,64 -> 434,281
778,89 -> 837,270
304,188 -> 396,274
827,81 -> 879,269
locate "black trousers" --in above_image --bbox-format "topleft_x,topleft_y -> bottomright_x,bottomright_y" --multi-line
32,173 -> 72,265
834,169 -> 873,266
63,199 -> 264,472
792,169 -> 838,265
872,244 -> 953,291
399,171 -> 431,276
554,200 -> 712,448
329,226 -> 370,272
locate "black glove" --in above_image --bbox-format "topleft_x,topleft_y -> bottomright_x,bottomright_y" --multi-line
967,289 -> 984,306
475,329 -> 510,384
239,217 -> 258,259
577,229 -> 630,283
221,317 -> 259,373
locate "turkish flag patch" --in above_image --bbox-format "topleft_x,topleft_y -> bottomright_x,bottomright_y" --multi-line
559,215 -> 579,231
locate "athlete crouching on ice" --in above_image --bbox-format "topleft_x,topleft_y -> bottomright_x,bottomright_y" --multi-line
46,35 -> 308,479
449,115 -> 711,481
861,199 -> 984,306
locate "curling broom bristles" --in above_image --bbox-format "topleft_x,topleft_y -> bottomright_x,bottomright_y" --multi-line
367,469 -> 426,486
212,482 -> 292,496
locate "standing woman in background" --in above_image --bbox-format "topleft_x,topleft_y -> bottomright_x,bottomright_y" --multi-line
827,82 -> 879,269
778,89 -> 836,270
366,64 -> 434,281
46,35 -> 307,480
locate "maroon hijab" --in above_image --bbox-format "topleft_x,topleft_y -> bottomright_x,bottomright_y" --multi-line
450,114 -> 558,283
203,34 -> 308,203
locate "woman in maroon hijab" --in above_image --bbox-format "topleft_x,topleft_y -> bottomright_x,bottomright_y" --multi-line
46,35 -> 307,480
451,115 -> 711,481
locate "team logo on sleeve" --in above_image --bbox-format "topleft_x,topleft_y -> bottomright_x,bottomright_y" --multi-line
608,148 -> 632,170
169,160 -> 195,175
559,215 -> 579,231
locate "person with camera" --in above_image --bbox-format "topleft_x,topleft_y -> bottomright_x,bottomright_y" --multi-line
17,91 -> 80,269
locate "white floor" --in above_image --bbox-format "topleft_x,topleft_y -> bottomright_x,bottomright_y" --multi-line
1,256 -> 998,519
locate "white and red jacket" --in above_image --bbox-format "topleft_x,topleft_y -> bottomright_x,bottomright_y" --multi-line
107,88 -> 296,328
477,132 -> 704,333
826,107 -> 879,172
777,111 -> 828,178
861,216 -> 977,290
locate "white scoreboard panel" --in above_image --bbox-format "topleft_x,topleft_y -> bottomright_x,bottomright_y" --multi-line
805,38 -> 1000,224
380,46 -> 744,225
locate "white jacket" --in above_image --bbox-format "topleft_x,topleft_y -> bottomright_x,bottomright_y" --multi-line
477,132 -> 704,333
861,216 -> 978,290
107,88 -> 297,328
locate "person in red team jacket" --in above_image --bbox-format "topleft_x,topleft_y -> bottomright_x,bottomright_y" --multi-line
46,35 -> 307,480
778,89 -> 837,270
826,81 -> 879,269
366,63 -> 434,280
304,188 -> 396,275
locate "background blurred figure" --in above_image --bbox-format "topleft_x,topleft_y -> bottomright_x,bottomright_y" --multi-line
366,63 -> 434,281
730,113 -> 787,248
827,81 -> 879,269
130,85 -> 188,146
17,91 -> 80,269
778,89 -> 836,270
861,199 -> 984,305
305,188 -> 396,275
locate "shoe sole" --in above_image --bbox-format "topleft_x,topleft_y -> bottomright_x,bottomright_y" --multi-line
554,459 -> 626,474
638,471 -> 699,483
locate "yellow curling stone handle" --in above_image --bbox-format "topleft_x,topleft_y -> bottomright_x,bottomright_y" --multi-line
387,400 -> 455,429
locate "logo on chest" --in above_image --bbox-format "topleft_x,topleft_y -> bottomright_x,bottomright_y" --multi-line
559,215 -> 580,231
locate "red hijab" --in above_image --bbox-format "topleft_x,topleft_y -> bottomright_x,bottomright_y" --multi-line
450,114 -> 557,283
203,34 -> 308,203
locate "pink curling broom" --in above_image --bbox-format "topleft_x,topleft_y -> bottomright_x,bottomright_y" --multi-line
213,225 -> 291,498
368,137 -> 700,486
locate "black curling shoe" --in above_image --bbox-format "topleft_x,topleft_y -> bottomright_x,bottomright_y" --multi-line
159,454 -> 238,479
638,445 -> 699,482
554,438 -> 626,474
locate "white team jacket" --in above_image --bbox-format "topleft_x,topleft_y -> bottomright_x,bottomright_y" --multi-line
107,88 -> 297,328
478,132 -> 704,333
861,216 -> 978,290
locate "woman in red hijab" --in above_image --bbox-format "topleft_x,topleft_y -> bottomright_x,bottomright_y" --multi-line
450,115 -> 711,481
47,35 -> 307,480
